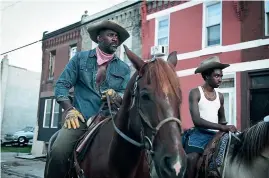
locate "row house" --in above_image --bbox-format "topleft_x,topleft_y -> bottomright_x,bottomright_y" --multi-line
141,0 -> 269,130
36,1 -> 142,143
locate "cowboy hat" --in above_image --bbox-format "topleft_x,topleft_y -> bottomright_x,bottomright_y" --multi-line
87,20 -> 130,46
194,56 -> 230,74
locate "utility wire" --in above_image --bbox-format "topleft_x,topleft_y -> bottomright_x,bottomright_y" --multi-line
1,40 -> 42,56
0,1 -> 21,11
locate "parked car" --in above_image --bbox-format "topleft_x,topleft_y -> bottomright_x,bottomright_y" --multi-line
1,126 -> 34,146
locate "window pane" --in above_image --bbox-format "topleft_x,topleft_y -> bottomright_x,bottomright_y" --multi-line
69,46 -> 77,60
265,1 -> 269,12
158,19 -> 168,29
45,113 -> 50,127
251,74 -> 269,88
265,12 -> 269,35
158,18 -> 169,45
158,37 -> 168,46
53,113 -> 59,127
223,93 -> 230,124
46,99 -> 52,113
207,24 -> 220,46
206,3 -> 221,26
52,101 -> 60,127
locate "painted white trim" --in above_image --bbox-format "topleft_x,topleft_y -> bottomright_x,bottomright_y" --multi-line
202,1 -> 222,48
154,15 -> 170,47
50,100 -> 59,128
167,38 -> 269,61
265,1 -> 269,36
147,1 -> 203,20
42,99 -> 50,128
177,58 -> 269,77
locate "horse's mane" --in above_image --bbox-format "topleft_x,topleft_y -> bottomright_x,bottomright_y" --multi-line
146,58 -> 182,105
231,121 -> 269,164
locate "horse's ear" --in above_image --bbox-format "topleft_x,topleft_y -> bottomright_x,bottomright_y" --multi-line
123,45 -> 145,71
167,51 -> 177,68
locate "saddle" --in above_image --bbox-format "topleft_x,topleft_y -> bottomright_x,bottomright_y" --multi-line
195,131 -> 230,178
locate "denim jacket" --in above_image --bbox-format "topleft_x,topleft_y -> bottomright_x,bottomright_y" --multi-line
54,49 -> 130,120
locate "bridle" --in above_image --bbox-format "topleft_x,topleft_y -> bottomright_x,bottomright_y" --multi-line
107,58 -> 183,154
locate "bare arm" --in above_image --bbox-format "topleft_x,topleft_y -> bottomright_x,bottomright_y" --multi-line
218,92 -> 228,125
189,88 -> 224,131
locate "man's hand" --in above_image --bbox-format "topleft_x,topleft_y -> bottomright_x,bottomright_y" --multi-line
63,108 -> 85,129
101,89 -> 118,101
221,125 -> 237,133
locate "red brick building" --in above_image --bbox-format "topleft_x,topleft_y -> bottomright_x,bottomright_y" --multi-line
141,1 -> 269,130
37,23 -> 81,141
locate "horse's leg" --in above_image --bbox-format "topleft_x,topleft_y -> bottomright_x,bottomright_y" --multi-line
185,153 -> 200,178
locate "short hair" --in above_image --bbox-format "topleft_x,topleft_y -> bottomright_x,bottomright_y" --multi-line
201,68 -> 214,81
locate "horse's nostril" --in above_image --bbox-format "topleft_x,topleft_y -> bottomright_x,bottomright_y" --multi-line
161,155 -> 182,177
161,156 -> 173,176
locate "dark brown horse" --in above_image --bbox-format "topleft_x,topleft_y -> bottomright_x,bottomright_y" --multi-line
79,46 -> 187,178
47,45 -> 187,178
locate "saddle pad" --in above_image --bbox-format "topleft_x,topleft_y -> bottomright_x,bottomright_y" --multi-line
208,133 -> 229,170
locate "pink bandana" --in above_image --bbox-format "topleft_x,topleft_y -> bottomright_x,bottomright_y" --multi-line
96,46 -> 114,66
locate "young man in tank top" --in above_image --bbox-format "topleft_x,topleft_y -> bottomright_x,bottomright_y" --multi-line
183,56 -> 237,178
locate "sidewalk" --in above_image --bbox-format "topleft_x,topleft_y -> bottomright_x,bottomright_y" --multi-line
1,152 -> 45,178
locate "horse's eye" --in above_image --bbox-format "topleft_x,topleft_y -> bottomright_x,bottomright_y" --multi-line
140,91 -> 150,101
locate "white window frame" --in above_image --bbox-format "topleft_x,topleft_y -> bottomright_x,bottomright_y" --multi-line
265,1 -> 269,36
120,33 -> 132,62
50,100 -> 59,128
42,99 -> 52,128
202,0 -> 222,48
216,72 -> 237,126
69,45 -> 77,60
155,15 -> 170,47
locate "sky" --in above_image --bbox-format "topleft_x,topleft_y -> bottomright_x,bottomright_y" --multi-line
0,0 -> 127,72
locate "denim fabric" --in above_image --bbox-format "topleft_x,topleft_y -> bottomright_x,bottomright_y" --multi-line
182,128 -> 216,154
54,49 -> 130,120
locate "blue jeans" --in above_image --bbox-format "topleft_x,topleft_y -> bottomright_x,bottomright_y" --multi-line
182,128 -> 216,154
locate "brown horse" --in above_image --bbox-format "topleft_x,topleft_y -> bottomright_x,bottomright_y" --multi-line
47,45 -> 187,178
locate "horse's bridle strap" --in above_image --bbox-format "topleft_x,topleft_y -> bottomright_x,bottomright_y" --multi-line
106,94 -> 144,148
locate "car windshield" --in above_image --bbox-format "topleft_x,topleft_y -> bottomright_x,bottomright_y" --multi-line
22,127 -> 34,132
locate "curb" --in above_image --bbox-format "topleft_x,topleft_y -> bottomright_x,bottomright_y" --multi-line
1,168 -> 42,178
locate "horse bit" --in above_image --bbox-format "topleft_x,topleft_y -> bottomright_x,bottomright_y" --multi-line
107,58 -> 183,176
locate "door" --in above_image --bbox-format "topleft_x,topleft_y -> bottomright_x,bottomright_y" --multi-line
250,88 -> 269,126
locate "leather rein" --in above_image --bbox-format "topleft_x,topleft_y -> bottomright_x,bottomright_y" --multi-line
107,59 -> 183,154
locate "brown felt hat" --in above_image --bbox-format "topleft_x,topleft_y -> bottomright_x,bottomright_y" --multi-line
87,20 -> 130,46
194,56 -> 230,74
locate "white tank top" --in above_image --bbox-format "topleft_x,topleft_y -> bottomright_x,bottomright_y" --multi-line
198,86 -> 220,124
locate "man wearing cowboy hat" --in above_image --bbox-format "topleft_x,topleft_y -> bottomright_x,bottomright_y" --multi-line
182,56 -> 237,178
44,20 -> 131,178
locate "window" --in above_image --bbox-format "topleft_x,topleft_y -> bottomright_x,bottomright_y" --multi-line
69,44 -> 77,60
43,99 -> 52,128
204,2 -> 222,47
156,16 -> 169,46
42,99 -> 61,128
265,1 -> 269,36
48,50 -> 56,80
217,75 -> 236,126
51,100 -> 60,128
